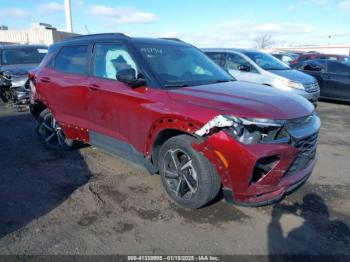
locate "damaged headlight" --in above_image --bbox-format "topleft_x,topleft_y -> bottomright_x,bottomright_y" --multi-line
195,115 -> 290,144
224,116 -> 290,144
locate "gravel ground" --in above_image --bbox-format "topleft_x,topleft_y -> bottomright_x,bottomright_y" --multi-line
0,100 -> 349,256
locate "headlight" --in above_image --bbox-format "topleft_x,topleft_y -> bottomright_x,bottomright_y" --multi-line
282,79 -> 304,90
11,77 -> 27,87
224,115 -> 290,144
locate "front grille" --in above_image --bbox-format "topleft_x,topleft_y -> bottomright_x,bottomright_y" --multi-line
284,132 -> 318,177
303,81 -> 319,93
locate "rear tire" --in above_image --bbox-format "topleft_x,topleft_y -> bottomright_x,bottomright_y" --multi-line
0,90 -> 9,103
36,108 -> 75,150
158,135 -> 221,209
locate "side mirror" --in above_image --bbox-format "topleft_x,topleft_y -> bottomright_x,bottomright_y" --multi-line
238,65 -> 251,72
116,68 -> 146,88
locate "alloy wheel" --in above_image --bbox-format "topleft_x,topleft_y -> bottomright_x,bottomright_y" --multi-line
38,113 -> 67,148
163,148 -> 198,200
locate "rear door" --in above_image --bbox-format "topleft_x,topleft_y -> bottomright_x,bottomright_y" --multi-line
37,45 -> 90,129
322,61 -> 350,100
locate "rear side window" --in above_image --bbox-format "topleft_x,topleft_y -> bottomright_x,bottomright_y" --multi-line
206,52 -> 225,67
327,61 -> 350,74
54,45 -> 88,75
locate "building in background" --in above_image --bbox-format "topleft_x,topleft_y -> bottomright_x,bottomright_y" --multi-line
0,23 -> 79,46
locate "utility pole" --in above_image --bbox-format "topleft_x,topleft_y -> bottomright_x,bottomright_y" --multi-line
64,0 -> 73,33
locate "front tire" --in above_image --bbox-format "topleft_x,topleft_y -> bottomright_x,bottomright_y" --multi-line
36,109 -> 74,150
158,135 -> 221,209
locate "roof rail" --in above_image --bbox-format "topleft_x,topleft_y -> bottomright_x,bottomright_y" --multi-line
65,33 -> 131,41
159,37 -> 184,42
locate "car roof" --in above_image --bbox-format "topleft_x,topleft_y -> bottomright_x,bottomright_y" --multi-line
0,44 -> 48,49
301,53 -> 344,57
202,48 -> 258,53
53,33 -> 191,48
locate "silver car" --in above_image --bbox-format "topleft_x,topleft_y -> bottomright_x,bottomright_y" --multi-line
203,48 -> 320,104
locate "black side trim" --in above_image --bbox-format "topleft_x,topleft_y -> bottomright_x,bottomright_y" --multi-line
222,187 -> 234,205
89,131 -> 156,175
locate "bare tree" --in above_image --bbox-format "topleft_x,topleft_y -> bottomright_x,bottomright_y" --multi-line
253,33 -> 275,49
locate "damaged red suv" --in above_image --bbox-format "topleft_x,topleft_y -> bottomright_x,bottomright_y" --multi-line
29,34 -> 320,209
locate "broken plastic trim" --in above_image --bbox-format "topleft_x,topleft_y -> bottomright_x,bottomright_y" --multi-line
195,115 -> 286,137
195,115 -> 288,145
195,115 -> 235,136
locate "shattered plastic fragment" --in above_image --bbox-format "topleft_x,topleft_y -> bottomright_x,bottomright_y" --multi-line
195,115 -> 234,136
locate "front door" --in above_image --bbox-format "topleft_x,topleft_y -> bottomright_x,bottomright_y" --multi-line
87,42 -> 150,153
323,61 -> 350,100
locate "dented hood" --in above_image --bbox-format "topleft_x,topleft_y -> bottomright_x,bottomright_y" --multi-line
167,81 -> 314,120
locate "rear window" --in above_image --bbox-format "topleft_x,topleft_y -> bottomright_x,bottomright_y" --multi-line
1,47 -> 47,65
54,45 -> 88,75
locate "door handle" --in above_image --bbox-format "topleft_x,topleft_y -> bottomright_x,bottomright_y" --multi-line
88,83 -> 100,92
40,77 -> 51,83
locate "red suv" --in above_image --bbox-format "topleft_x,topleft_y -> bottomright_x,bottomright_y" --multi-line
29,34 -> 320,209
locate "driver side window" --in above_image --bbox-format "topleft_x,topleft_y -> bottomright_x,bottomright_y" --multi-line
225,53 -> 257,73
93,43 -> 138,80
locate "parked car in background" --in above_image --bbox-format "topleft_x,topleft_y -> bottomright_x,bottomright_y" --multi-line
29,33 -> 320,209
295,59 -> 350,102
271,52 -> 299,65
0,44 -> 48,105
204,48 -> 320,105
290,53 -> 348,68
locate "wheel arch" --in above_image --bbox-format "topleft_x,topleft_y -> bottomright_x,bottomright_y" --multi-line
145,117 -> 202,171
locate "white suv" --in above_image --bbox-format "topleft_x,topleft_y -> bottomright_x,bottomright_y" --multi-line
203,48 -> 320,105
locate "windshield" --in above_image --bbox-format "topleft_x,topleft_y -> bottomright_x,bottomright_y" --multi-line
137,44 -> 234,87
244,52 -> 290,70
1,47 -> 48,65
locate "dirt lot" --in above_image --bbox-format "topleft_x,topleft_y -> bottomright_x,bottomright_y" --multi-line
0,100 -> 349,256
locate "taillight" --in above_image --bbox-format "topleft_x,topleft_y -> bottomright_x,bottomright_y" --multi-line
28,71 -> 35,81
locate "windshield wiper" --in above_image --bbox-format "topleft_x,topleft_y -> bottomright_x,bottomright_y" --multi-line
215,79 -> 235,83
265,68 -> 291,70
164,83 -> 189,88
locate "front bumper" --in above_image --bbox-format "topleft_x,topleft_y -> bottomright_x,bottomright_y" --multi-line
194,115 -> 320,206
222,157 -> 316,207
13,87 -> 30,104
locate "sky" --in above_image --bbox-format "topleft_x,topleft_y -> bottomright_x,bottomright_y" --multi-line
0,0 -> 349,48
